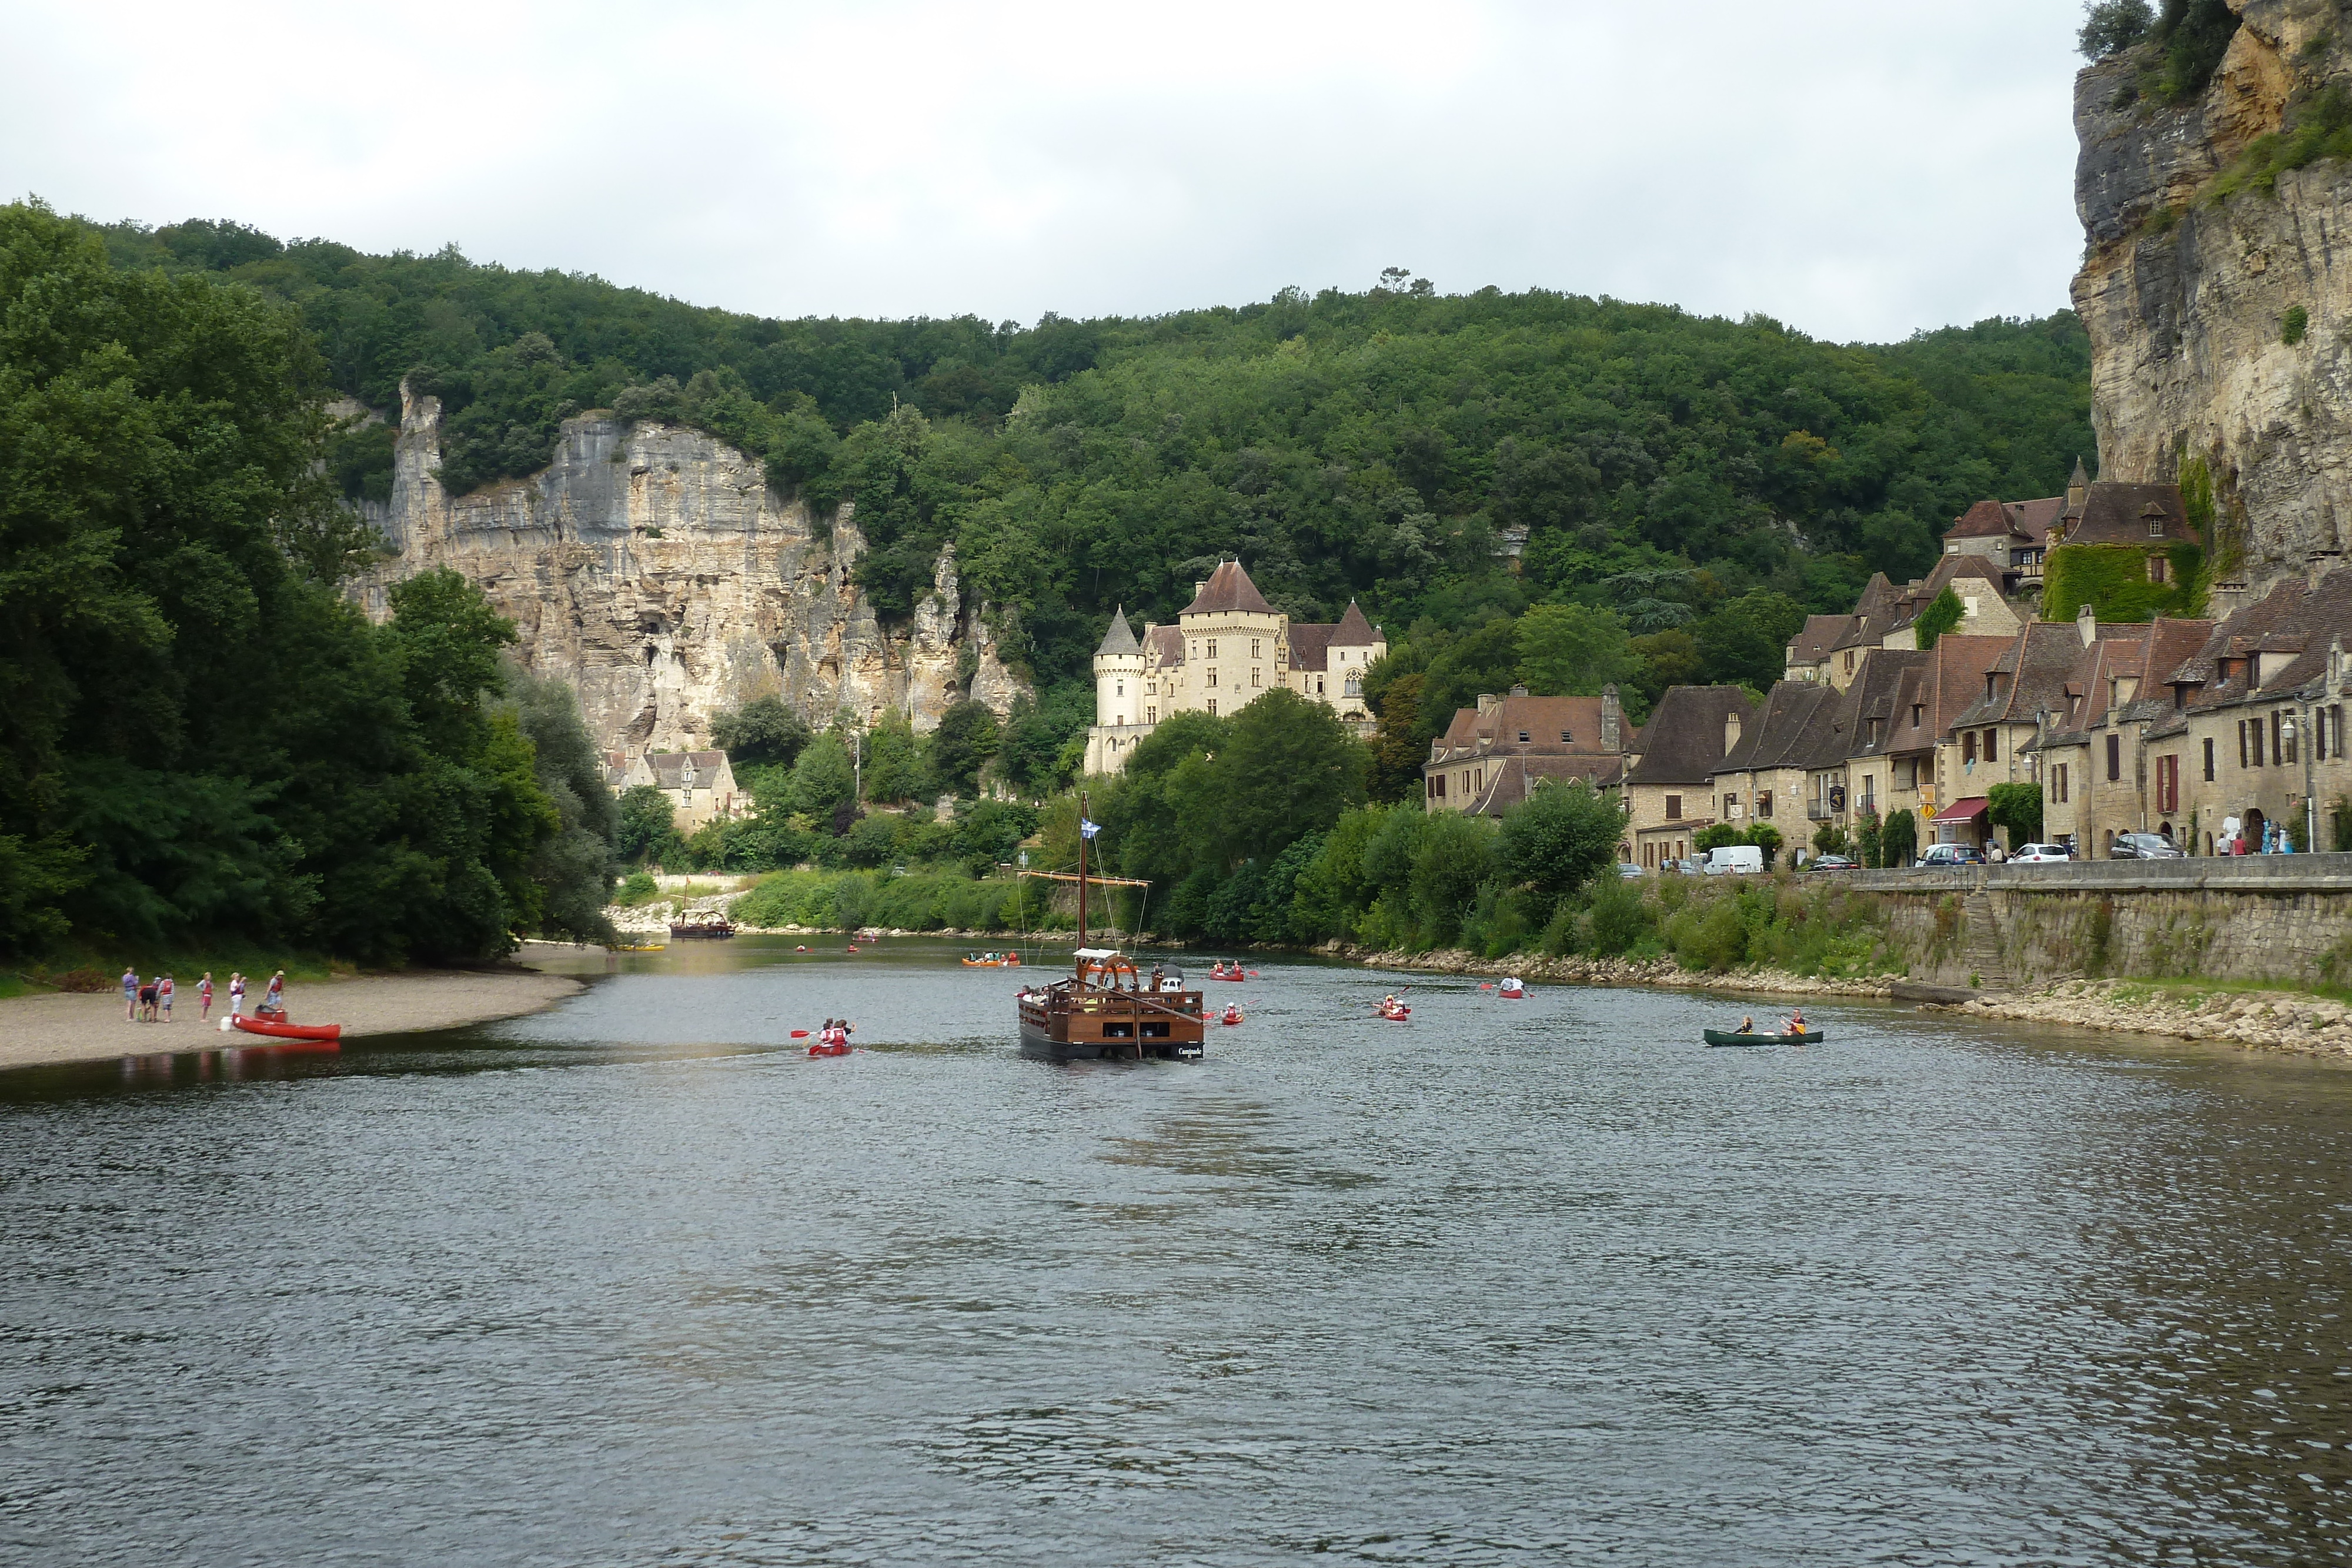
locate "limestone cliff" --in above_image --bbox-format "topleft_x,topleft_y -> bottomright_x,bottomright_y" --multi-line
356,383 -> 1025,756
2072,0 -> 2352,589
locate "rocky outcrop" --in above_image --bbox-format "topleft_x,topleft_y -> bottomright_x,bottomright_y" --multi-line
356,383 -> 1025,755
2072,1 -> 2352,589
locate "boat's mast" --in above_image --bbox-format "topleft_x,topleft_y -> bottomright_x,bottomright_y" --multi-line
1077,789 -> 1089,957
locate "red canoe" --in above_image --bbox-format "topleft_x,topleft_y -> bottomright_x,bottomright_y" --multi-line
230,1015 -> 343,1042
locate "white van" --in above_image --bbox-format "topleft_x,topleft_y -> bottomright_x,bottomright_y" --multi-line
1700,844 -> 1765,875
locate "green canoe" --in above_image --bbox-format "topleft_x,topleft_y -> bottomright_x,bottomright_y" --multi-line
1703,1028 -> 1823,1047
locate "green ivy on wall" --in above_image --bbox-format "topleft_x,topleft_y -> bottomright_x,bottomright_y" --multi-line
2043,542 -> 2206,623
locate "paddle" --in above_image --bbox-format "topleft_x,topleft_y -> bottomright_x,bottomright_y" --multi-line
790,1029 -> 810,1039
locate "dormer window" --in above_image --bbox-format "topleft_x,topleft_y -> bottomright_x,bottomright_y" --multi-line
1561,731 -> 1573,744
2149,518 -> 2164,537
1518,730 -> 1530,743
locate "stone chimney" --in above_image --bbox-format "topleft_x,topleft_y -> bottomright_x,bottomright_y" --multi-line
2308,549 -> 2342,588
1723,710 -> 1743,755
1600,684 -> 1622,751
1194,580 -> 1208,600
2076,601 -> 2097,647
1508,683 -> 1529,698
2066,455 -> 2089,516
1476,692 -> 1497,716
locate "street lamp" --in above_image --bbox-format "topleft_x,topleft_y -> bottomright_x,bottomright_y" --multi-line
2287,708 -> 2318,853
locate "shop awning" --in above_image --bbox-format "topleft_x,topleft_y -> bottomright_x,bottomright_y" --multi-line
1932,796 -> 1990,823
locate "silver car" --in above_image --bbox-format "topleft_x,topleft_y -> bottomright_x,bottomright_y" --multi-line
2110,832 -> 2187,860
2011,842 -> 2072,863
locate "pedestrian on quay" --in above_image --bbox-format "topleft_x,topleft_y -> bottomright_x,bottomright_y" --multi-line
122,965 -> 139,1022
159,975 -> 173,1022
228,972 -> 246,1017
199,972 -> 213,1021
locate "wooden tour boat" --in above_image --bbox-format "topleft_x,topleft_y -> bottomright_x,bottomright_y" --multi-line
1703,1028 -> 1823,1047
670,911 -> 736,940
1015,793 -> 1205,1063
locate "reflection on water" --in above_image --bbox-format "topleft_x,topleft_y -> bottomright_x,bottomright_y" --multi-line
2,935 -> 2350,1566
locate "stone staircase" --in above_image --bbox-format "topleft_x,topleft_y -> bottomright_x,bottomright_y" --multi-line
1960,888 -> 2008,991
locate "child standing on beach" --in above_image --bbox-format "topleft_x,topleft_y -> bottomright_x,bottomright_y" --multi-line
228,972 -> 245,1017
199,972 -> 213,1021
159,975 -> 173,1022
122,967 -> 138,1021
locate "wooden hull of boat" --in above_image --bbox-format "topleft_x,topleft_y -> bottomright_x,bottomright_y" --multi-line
961,959 -> 1020,967
230,1016 -> 343,1042
669,926 -> 734,940
1018,1011 -> 1204,1063
1703,1029 -> 1822,1047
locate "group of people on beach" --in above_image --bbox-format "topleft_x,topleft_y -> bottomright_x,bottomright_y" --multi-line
119,968 -> 282,1023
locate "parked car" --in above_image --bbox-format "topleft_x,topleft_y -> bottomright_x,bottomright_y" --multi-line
1916,844 -> 1986,867
1616,861 -> 1646,879
1808,853 -> 1858,871
2010,842 -> 2073,863
1700,844 -> 1766,875
1672,857 -> 1705,876
2110,832 -> 2187,860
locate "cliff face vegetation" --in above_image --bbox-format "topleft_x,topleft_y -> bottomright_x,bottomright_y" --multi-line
355,383 -> 1024,758
2073,0 -> 2352,586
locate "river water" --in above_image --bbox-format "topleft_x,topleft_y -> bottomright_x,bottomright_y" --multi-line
3,938 -> 2349,1566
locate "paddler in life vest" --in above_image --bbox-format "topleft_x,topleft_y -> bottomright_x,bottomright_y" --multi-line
1782,1009 -> 1807,1038
1738,1014 -> 1755,1035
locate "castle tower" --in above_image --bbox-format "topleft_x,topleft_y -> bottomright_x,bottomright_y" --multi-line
1093,606 -> 1144,726
1083,607 -> 1148,775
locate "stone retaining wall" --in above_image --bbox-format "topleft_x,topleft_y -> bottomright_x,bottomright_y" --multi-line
1838,854 -> 2352,989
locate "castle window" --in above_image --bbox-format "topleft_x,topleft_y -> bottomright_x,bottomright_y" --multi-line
1344,675 -> 1361,697
1317,677 -> 1325,695
1207,699 -> 1217,716
1665,794 -> 1682,821
1251,639 -> 1261,658
1207,639 -> 1217,658
1252,667 -> 1261,687
1117,681 -> 1124,696
1147,706 -> 1157,724
2148,554 -> 2168,584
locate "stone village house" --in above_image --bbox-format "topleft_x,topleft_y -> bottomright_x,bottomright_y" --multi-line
607,748 -> 742,833
1619,686 -> 1756,868
1422,687 -> 1627,816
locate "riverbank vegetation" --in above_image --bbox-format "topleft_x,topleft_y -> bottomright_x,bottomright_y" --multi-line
0,203 -> 616,966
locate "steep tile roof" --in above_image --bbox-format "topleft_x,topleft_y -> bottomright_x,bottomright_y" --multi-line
1845,648 -> 1930,760
1096,606 -> 1140,657
1715,680 -> 1843,775
1623,686 -> 1756,784
1788,613 -> 1856,666
1331,600 -> 1379,645
2007,496 -> 2064,538
1947,499 -> 2027,540
2060,481 -> 2195,548
1287,623 -> 1334,670
1181,559 -> 1275,616
1431,693 -> 1616,763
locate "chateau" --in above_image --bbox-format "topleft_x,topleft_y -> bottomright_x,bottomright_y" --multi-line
1084,559 -> 1387,774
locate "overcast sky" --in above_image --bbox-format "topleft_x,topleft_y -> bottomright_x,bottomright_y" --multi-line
5,1 -> 2087,345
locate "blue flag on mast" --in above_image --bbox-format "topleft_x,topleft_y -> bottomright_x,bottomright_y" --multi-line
1080,818 -> 1100,840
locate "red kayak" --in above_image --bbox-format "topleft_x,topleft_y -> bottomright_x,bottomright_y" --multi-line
230,1015 -> 343,1042
808,1041 -> 850,1057
1377,1007 -> 1411,1022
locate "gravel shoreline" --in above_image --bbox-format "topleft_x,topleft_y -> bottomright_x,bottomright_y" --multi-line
1335,944 -> 2352,1057
0,968 -> 584,1072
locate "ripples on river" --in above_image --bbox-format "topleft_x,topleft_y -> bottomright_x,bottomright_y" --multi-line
3,938 -> 2348,1565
